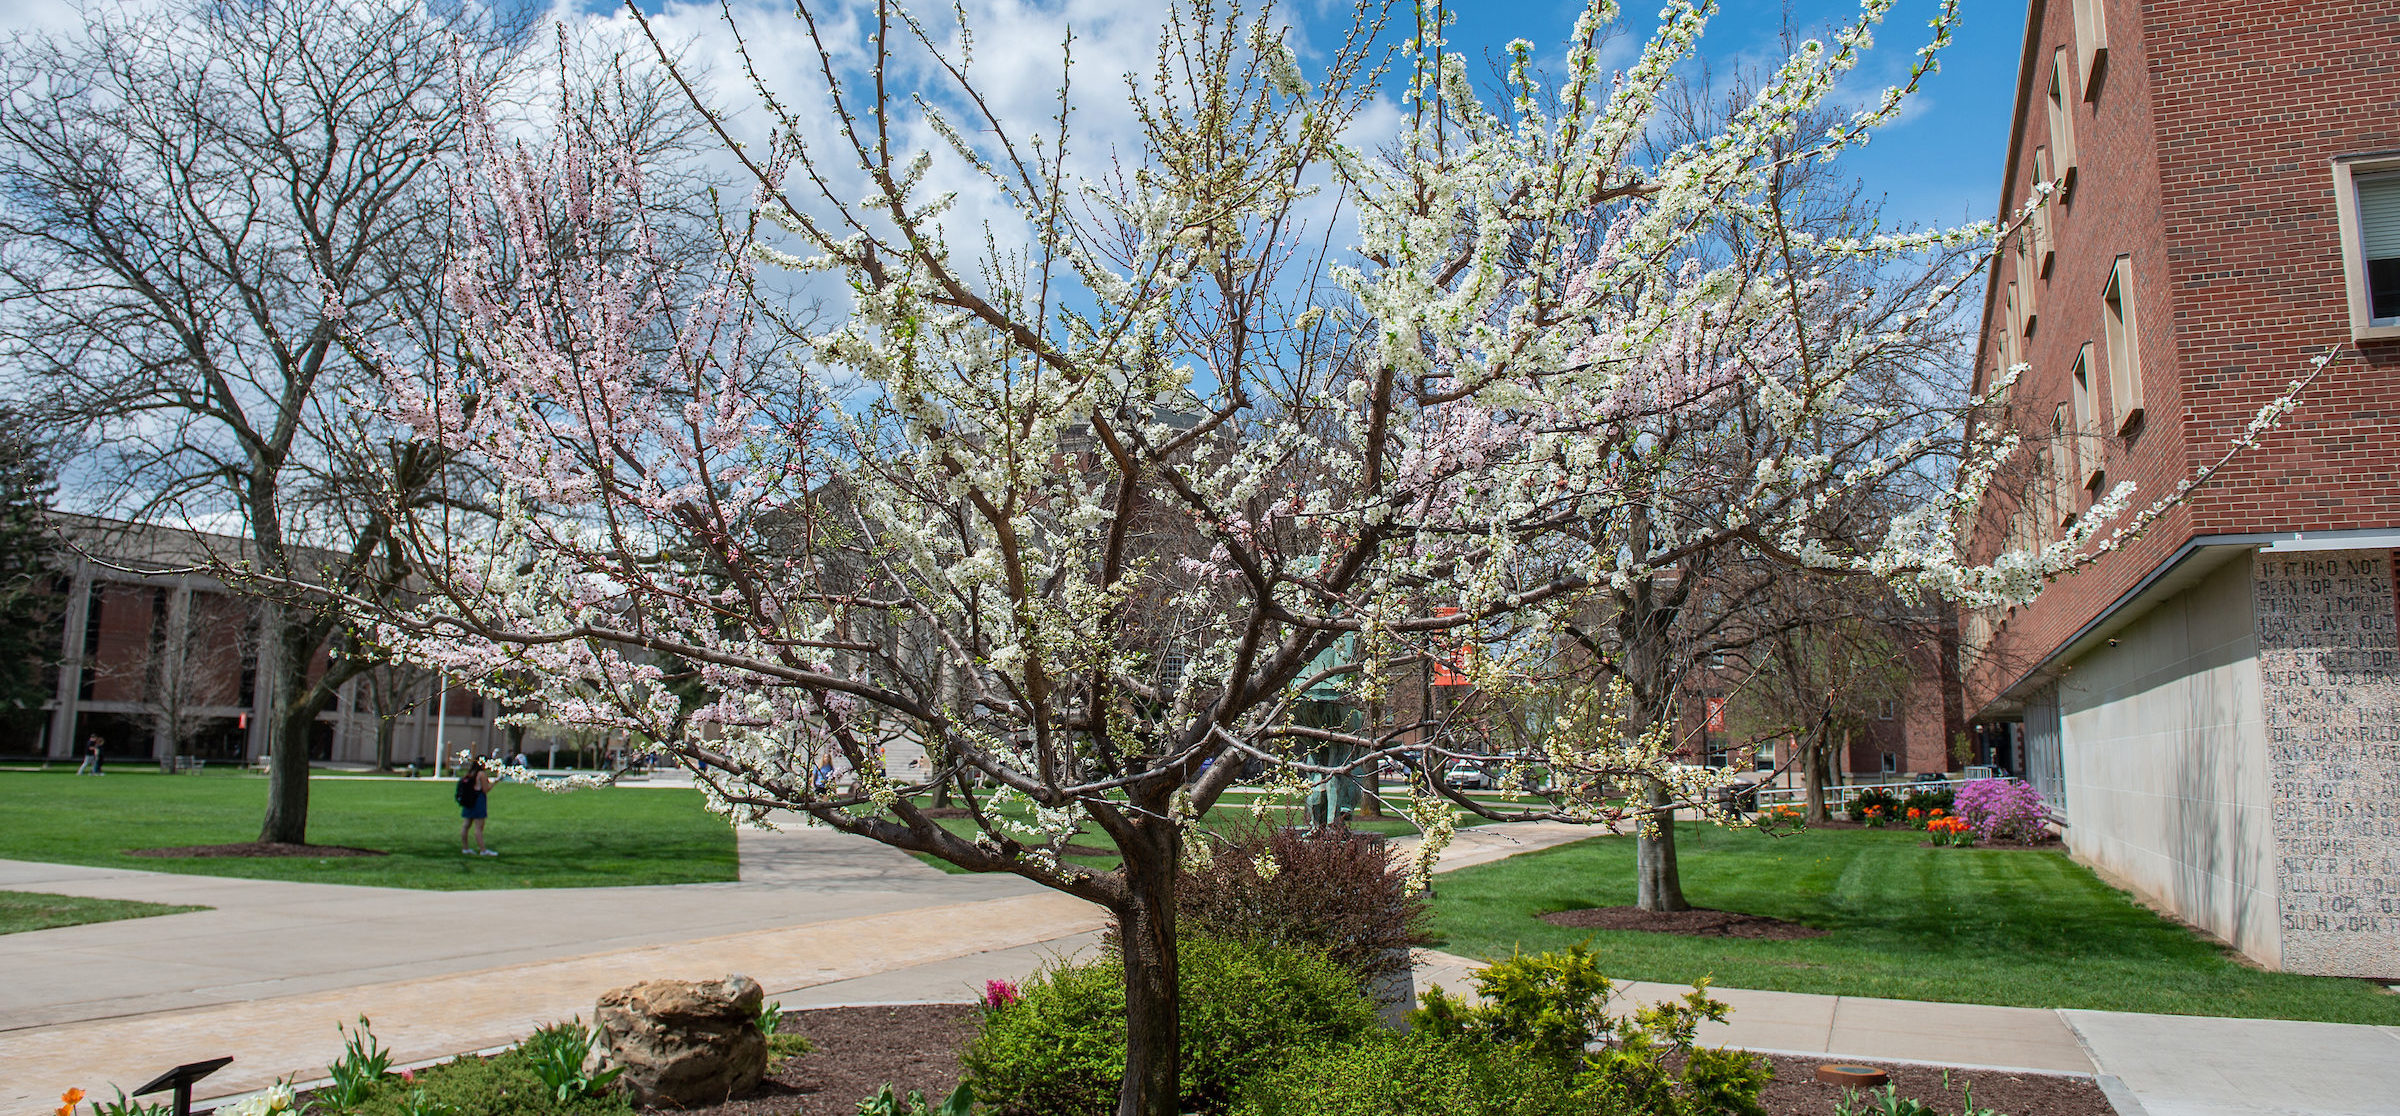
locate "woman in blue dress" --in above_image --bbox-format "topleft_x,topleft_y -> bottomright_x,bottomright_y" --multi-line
458,758 -> 496,856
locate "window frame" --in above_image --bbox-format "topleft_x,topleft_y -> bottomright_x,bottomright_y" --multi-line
2046,49 -> 2079,198
2016,240 -> 2040,335
2101,256 -> 2143,433
2331,152 -> 2400,342
2031,147 -> 2058,277
2071,0 -> 2109,99
2070,343 -> 2104,486
2052,402 -> 2080,529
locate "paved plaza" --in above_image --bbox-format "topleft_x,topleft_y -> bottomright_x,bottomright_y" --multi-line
2,815 -> 2395,1116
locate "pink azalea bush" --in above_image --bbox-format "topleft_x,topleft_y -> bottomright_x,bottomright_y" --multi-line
982,979 -> 1021,1011
1953,779 -> 2048,843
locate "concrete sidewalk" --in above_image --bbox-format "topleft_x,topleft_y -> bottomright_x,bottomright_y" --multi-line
0,823 -> 1040,1029
14,813 -> 2394,1116
0,819 -> 1599,1109
1,891 -> 1107,1110
1416,949 -> 2400,1116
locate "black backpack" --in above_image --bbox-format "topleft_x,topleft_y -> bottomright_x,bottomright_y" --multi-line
454,774 -> 476,806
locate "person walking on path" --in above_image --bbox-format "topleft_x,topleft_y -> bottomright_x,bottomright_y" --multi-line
456,758 -> 496,856
75,734 -> 103,775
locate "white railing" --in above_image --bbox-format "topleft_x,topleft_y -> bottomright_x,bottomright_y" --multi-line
1753,775 -> 1993,812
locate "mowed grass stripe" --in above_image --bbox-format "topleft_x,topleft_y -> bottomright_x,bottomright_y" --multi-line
0,770 -> 736,890
1428,823 -> 2400,1024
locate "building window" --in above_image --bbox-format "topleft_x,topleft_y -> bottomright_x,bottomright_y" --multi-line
2102,256 -> 2143,432
2069,344 -> 2101,484
2016,244 -> 2039,335
2071,0 -> 2108,98
2046,50 -> 2078,197
2331,154 -> 2400,341
2030,147 -> 2057,276
1880,751 -> 1898,774
2052,403 -> 2080,528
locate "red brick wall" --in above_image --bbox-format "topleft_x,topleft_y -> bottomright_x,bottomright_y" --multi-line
1963,0 -> 2400,712
86,583 -> 159,703
2148,0 -> 2400,534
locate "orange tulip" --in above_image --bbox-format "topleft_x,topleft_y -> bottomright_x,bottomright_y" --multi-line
59,1087 -> 85,1116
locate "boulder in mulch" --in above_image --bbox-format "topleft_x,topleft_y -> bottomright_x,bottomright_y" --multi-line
593,974 -> 769,1106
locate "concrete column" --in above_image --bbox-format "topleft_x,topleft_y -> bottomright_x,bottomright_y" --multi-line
46,560 -> 91,760
246,602 -> 279,763
154,580 -> 192,770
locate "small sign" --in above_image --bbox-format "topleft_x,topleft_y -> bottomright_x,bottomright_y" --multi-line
133,1057 -> 232,1116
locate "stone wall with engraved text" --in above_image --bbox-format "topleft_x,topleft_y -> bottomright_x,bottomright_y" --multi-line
2253,550 -> 2400,977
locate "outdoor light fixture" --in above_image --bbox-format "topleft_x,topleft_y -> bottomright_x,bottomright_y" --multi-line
133,1056 -> 232,1116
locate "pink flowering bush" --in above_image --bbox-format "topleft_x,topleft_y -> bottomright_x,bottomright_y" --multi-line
983,979 -> 1022,1011
1953,779 -> 2048,843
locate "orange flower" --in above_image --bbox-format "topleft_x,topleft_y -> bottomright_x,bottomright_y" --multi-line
59,1087 -> 85,1116
1907,807 -> 1922,819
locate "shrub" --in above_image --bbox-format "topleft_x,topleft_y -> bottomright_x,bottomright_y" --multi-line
1176,818 -> 1430,989
1953,779 -> 2047,843
1411,947 -> 1770,1116
1900,787 -> 1954,819
1846,788 -> 1900,824
1414,945 -> 1614,1058
1231,1030 -> 1578,1116
962,936 -> 1381,1116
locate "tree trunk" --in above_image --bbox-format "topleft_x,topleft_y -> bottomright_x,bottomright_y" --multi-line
1803,726 -> 1830,824
1113,821 -> 1181,1116
1635,781 -> 1690,912
376,715 -> 396,772
257,608 -> 312,844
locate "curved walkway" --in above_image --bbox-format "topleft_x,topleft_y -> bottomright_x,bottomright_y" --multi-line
0,820 -> 1596,1109
20,815 -> 2386,1116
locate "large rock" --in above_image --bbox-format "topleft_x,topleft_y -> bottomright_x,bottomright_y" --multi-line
593,974 -> 768,1106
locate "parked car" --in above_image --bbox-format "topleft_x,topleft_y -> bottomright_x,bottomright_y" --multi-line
1442,760 -> 1495,790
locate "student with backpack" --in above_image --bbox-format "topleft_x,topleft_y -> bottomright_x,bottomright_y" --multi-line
455,757 -> 496,856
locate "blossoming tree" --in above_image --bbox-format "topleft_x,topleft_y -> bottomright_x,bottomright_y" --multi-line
335,1 -> 2321,1112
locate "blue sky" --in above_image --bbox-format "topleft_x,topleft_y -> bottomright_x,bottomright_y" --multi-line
1371,0 -> 2027,230
0,0 -> 2024,229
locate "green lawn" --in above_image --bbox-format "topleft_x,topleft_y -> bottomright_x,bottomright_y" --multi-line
0,889 -> 207,934
1429,823 -> 2400,1025
896,787 -> 1514,874
0,770 -> 736,890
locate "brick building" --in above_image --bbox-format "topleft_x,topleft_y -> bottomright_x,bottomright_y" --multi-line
1962,0 -> 2400,975
14,515 -> 501,767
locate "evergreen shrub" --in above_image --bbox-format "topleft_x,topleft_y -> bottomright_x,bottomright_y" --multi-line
962,936 -> 1380,1116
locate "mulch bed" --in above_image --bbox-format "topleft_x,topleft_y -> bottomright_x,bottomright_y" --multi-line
127,841 -> 386,858
675,1004 -> 980,1115
1918,839 -> 2062,851
1755,1054 -> 2116,1116
1540,906 -> 1827,940
667,1005 -> 2117,1116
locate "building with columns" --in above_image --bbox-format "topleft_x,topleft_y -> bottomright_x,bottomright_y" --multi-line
1961,0 -> 2399,975
14,515 -> 500,767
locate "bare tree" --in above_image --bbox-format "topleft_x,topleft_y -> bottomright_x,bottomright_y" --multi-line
1729,577 -> 1918,823
0,0 -> 733,838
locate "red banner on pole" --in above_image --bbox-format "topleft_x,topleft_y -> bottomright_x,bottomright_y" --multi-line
1704,697 -> 1727,732
1431,606 -> 1472,686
